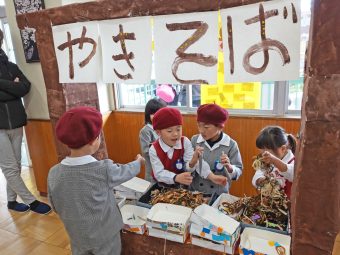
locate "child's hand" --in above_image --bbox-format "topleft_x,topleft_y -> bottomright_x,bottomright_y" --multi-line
175,172 -> 193,185
194,146 -> 204,158
261,151 -> 288,173
189,146 -> 204,167
261,151 -> 277,164
208,173 -> 227,186
14,77 -> 19,82
256,177 -> 267,187
136,154 -> 145,164
220,151 -> 233,173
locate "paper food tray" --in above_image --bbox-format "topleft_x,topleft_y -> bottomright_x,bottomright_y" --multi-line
120,177 -> 151,193
115,196 -> 126,209
191,235 -> 238,255
147,226 -> 189,244
114,177 -> 151,200
137,183 -> 165,209
212,193 -> 244,219
120,204 -> 149,234
190,223 -> 233,246
191,204 -> 240,236
241,210 -> 291,235
137,183 -> 215,209
239,227 -> 291,255
147,203 -> 192,233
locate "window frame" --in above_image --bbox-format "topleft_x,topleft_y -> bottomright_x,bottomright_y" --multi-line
115,81 -> 302,118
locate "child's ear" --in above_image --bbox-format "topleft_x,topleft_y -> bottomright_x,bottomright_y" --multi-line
155,130 -> 161,136
89,136 -> 100,145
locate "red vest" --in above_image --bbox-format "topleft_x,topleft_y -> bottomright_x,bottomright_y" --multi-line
283,157 -> 295,199
151,137 -> 185,181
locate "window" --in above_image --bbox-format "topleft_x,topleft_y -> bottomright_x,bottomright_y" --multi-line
0,19 -> 16,63
116,0 -> 311,116
286,0 -> 311,113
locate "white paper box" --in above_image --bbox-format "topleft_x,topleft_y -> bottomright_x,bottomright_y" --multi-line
114,177 -> 151,199
190,223 -> 240,246
147,226 -> 189,244
115,196 -> 126,209
120,204 -> 149,234
212,193 -> 244,219
239,228 -> 291,255
190,204 -> 241,247
147,203 -> 192,234
191,235 -> 238,255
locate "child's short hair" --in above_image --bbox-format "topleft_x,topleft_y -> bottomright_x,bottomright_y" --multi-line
152,107 -> 182,130
197,103 -> 228,127
144,98 -> 166,124
56,106 -> 102,149
256,126 -> 296,153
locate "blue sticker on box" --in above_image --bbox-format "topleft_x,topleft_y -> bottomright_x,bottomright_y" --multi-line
241,249 -> 256,255
212,234 -> 225,242
160,223 -> 167,230
202,227 -> 210,234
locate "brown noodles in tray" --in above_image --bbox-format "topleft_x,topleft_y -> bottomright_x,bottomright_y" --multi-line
150,188 -> 206,209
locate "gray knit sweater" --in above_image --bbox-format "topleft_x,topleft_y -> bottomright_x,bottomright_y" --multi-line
191,133 -> 243,195
48,159 -> 140,251
139,124 -> 158,183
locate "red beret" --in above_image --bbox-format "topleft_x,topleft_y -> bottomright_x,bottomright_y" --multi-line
197,104 -> 228,127
152,107 -> 183,130
56,106 -> 102,149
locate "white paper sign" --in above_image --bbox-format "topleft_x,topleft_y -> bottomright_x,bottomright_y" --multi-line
221,0 -> 300,82
52,22 -> 100,83
154,12 -> 219,85
99,17 -> 152,84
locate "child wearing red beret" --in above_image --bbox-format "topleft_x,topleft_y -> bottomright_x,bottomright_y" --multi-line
191,104 -> 243,195
149,107 -> 227,187
139,98 -> 167,183
47,106 -> 144,255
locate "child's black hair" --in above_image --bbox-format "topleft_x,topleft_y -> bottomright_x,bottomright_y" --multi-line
256,126 -> 297,154
144,98 -> 166,124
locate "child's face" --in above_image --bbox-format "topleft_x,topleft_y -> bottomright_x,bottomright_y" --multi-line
157,125 -> 182,147
197,122 -> 222,141
260,145 -> 287,159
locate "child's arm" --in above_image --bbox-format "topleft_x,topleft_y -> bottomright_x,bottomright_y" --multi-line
207,173 -> 227,186
185,140 -> 227,187
262,151 -> 295,182
279,162 -> 294,182
188,146 -> 203,169
47,169 -> 58,213
47,185 -> 57,213
107,155 -> 144,188
183,137 -> 200,172
220,143 -> 243,180
261,151 -> 287,171
139,128 -> 153,157
252,170 -> 266,188
150,144 -> 193,185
